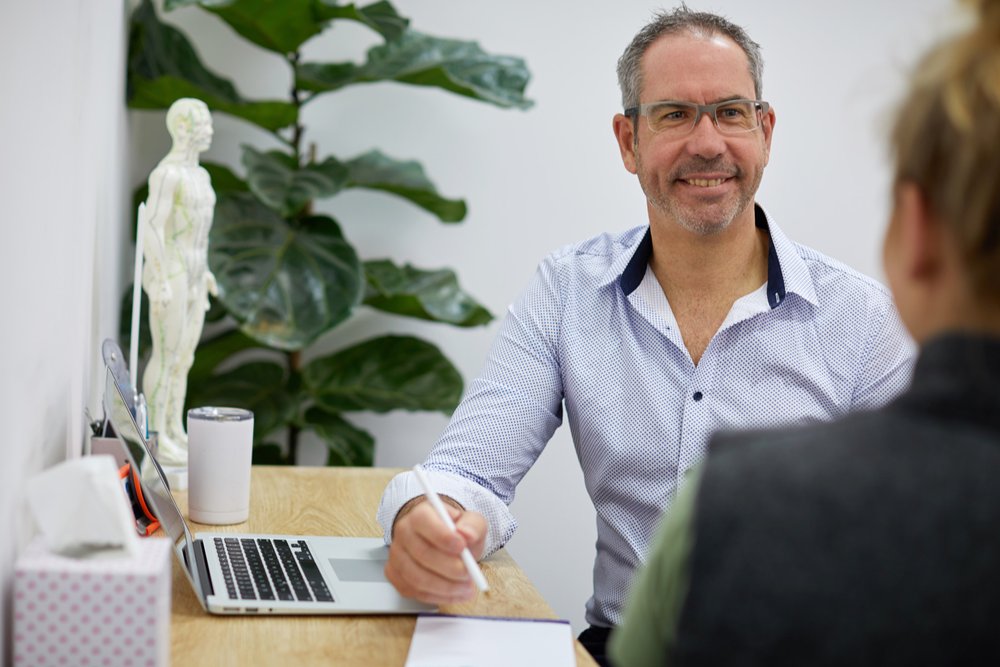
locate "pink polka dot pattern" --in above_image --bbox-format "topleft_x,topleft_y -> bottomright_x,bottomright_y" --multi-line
14,537 -> 172,667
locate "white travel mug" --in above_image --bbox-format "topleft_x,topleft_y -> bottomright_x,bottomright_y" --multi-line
187,407 -> 254,525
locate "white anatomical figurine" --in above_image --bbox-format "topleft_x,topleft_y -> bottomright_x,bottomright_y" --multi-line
140,98 -> 217,468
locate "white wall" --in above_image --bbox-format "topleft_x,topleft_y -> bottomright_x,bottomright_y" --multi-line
129,0 -> 957,634
0,3 -> 128,664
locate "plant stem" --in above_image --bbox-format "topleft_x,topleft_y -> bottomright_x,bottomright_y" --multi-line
288,349 -> 302,464
289,51 -> 304,165
286,50 -> 305,466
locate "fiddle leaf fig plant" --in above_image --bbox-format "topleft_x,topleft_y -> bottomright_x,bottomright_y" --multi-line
125,0 -> 531,466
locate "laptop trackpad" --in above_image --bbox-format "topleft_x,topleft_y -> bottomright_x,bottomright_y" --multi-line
328,558 -> 388,583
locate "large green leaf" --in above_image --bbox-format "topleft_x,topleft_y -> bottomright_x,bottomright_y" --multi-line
203,161 -> 250,194
165,0 -> 407,54
364,260 -> 492,326
296,31 -> 533,109
345,151 -> 466,222
251,442 -> 289,465
127,0 -> 297,131
303,335 -> 462,413
301,407 -> 374,466
187,328 -> 266,385
242,146 -> 349,216
210,193 -> 364,350
204,295 -> 230,324
317,1 -> 408,42
168,0 -> 324,55
184,361 -> 295,440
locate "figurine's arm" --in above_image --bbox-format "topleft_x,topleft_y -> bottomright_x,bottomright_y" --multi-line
141,165 -> 182,304
205,270 -> 219,298
194,166 -> 218,299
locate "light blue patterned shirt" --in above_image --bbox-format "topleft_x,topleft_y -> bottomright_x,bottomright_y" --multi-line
378,205 -> 915,627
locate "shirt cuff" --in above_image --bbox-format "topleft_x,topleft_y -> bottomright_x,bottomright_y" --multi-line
376,468 -> 518,558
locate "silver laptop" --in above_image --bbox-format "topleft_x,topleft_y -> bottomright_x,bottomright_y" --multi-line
102,363 -> 433,616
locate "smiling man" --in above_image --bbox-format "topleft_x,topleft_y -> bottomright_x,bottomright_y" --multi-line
377,6 -> 915,667
613,25 -> 776,366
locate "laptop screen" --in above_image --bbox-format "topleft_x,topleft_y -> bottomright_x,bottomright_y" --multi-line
103,367 -> 205,601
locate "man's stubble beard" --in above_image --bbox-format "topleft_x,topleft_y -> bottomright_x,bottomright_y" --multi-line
635,152 -> 763,236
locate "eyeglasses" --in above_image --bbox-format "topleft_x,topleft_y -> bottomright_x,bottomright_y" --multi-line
625,99 -> 770,136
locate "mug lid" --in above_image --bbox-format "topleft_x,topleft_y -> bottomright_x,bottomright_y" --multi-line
187,406 -> 253,422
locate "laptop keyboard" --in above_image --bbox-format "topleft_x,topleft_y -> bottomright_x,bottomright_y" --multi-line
213,537 -> 335,602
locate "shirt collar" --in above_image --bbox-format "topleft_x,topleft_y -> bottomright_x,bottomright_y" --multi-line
760,204 -> 819,307
610,204 -> 819,309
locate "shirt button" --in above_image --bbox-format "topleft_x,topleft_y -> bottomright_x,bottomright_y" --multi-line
693,391 -> 703,401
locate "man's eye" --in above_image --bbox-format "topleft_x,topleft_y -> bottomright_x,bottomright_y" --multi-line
654,106 -> 692,123
718,104 -> 750,119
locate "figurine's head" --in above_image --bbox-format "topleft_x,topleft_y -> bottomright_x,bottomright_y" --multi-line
166,98 -> 213,153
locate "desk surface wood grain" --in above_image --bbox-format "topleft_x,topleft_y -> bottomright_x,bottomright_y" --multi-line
170,466 -> 598,667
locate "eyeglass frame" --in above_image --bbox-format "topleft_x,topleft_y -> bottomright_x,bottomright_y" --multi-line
624,98 -> 770,136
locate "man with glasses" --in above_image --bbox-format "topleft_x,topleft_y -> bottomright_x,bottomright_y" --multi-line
378,6 -> 914,666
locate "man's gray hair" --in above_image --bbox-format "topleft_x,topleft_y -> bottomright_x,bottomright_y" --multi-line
616,4 -> 764,110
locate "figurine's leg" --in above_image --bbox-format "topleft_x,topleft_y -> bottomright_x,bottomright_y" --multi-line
145,279 -> 187,466
167,290 -> 209,449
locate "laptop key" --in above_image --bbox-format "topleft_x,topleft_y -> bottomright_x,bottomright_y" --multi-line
293,541 -> 334,602
274,539 -> 312,601
214,538 -> 238,599
257,539 -> 294,601
224,539 -> 258,600
213,537 -> 336,604
241,539 -> 275,601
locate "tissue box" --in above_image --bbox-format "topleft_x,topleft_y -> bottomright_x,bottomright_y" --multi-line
13,536 -> 173,667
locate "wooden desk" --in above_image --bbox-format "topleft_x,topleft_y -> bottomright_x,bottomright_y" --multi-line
170,466 -> 598,666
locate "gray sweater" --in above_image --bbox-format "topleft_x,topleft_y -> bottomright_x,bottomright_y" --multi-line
672,333 -> 1000,666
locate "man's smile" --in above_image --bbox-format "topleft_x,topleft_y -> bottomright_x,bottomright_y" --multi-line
682,177 -> 729,187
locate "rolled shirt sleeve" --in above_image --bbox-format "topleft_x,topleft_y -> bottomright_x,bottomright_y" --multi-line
377,255 -> 568,557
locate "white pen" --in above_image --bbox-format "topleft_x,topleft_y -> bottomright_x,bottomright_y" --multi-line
412,464 -> 490,593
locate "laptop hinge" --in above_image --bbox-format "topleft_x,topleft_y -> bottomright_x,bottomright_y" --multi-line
193,538 -> 215,598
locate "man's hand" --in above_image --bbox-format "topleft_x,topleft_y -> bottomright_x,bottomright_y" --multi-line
384,499 -> 487,605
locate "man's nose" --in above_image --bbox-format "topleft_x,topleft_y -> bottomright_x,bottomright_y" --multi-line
685,112 -> 726,158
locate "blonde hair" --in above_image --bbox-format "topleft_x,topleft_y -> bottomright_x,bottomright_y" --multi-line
892,0 -> 1000,300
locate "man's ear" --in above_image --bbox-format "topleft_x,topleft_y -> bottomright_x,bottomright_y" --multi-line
613,113 -> 638,174
895,182 -> 943,281
761,105 -> 776,166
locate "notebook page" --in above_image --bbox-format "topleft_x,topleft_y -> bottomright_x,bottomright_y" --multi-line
404,614 -> 575,667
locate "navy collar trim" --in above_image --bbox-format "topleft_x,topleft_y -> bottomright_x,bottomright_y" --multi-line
619,228 -> 653,295
756,205 -> 787,309
619,204 -> 787,310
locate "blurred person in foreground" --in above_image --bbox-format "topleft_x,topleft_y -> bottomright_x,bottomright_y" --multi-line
611,1 -> 1000,664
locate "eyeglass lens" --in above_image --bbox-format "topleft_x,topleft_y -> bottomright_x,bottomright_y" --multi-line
645,101 -> 762,135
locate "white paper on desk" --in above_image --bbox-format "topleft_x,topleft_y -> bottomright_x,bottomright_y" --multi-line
404,614 -> 574,667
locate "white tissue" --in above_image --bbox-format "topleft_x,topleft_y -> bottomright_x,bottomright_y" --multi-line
26,455 -> 140,558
